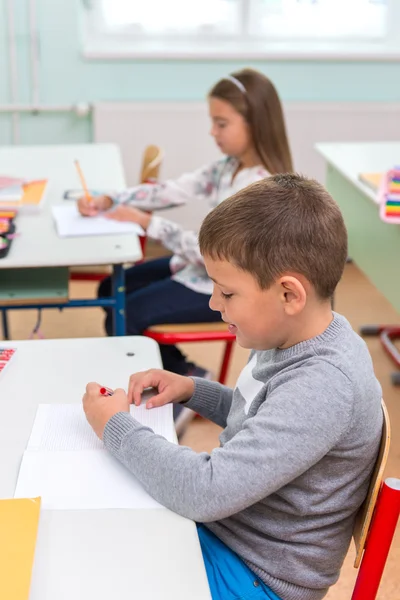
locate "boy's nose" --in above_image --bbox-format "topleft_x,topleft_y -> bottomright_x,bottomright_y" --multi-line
209,294 -> 219,312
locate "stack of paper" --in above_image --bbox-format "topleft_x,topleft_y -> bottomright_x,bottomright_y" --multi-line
0,176 -> 25,189
0,184 -> 24,202
0,176 -> 25,203
0,178 -> 48,212
14,403 -> 175,510
0,176 -> 26,201
52,205 -> 144,238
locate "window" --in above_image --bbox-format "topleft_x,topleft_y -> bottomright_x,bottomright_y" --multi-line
249,0 -> 388,40
96,0 -> 241,36
82,0 -> 399,59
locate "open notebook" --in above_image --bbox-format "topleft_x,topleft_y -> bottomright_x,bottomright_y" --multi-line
52,205 -> 144,238
14,402 -> 175,510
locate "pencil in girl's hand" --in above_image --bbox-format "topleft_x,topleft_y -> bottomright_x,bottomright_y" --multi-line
74,159 -> 92,204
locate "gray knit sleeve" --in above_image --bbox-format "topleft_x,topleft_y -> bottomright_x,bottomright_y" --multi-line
184,377 -> 234,428
103,362 -> 353,522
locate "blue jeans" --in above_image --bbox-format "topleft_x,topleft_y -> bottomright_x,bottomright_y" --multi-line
197,525 -> 282,600
98,257 -> 222,375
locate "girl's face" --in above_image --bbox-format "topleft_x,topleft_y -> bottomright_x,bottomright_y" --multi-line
209,97 -> 252,159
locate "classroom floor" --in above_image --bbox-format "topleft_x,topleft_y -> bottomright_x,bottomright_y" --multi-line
2,262 -> 399,599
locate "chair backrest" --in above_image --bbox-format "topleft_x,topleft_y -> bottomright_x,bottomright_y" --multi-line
353,399 -> 391,568
140,145 -> 164,184
137,145 -> 164,257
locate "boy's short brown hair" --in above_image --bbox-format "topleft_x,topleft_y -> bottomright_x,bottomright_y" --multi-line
199,173 -> 348,299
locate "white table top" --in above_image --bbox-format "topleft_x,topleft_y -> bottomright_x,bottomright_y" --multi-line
0,144 -> 142,269
316,141 -> 400,204
0,336 -> 211,600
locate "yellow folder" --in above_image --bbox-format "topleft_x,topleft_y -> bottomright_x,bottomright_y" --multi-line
20,181 -> 48,207
358,172 -> 383,192
0,497 -> 41,600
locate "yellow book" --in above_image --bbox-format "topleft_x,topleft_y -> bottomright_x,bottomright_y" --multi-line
0,497 -> 41,600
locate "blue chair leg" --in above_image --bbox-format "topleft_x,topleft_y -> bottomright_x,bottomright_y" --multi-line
112,264 -> 126,336
1,309 -> 10,340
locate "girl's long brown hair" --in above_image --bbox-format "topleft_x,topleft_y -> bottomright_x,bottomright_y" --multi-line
209,68 -> 293,174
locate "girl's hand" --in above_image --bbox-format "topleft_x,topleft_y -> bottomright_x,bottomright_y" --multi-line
105,205 -> 152,230
77,195 -> 113,217
128,369 -> 195,409
83,382 -> 130,440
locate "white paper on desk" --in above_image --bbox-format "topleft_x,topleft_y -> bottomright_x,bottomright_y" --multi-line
14,403 -> 175,510
14,450 -> 166,510
52,204 -> 144,238
26,403 -> 175,451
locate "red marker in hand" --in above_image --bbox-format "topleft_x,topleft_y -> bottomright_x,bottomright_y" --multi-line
100,386 -> 114,397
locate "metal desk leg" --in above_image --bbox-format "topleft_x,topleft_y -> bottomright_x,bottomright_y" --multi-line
112,264 -> 126,336
1,310 -> 10,340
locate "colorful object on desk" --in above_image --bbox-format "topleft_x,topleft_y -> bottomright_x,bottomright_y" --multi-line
379,166 -> 400,224
0,347 -> 17,375
0,214 -> 17,259
0,210 -> 17,219
0,219 -> 14,234
0,175 -> 26,189
100,386 -> 114,396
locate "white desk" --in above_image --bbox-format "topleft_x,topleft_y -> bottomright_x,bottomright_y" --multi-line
0,144 -> 143,336
316,141 -> 400,205
0,336 -> 211,600
316,142 -> 400,313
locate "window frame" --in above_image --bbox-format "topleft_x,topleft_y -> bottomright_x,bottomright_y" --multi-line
81,0 -> 400,61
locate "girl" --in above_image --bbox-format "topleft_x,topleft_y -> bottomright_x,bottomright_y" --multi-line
78,68 -> 293,380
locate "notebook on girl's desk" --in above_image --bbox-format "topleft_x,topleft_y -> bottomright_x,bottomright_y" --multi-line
0,179 -> 49,213
52,204 -> 144,237
14,400 -> 175,510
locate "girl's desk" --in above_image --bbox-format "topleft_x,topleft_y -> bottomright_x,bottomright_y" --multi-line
0,144 -> 142,337
0,336 -> 211,600
316,141 -> 400,314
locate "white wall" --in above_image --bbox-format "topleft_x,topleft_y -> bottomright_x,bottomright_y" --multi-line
94,101 -> 400,229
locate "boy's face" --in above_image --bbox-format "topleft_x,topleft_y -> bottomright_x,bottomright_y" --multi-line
205,257 -> 292,351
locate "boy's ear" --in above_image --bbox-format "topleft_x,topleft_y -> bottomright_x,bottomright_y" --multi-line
278,275 -> 307,315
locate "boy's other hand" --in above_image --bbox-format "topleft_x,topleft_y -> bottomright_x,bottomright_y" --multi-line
128,369 -> 195,409
77,194 -> 113,217
104,205 -> 152,230
83,382 -> 129,440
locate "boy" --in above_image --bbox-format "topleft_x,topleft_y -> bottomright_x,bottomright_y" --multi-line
83,174 -> 383,600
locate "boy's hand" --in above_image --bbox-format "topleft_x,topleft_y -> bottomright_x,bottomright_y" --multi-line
128,369 -> 195,409
77,195 -> 113,217
83,382 -> 129,440
105,205 -> 152,230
